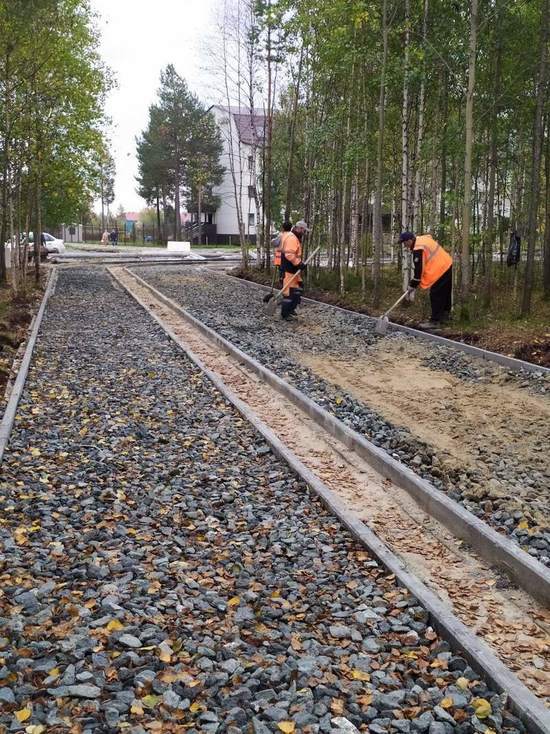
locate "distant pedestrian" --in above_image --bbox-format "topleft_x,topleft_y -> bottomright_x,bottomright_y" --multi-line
113,227 -> 119,245
507,230 -> 521,267
399,231 -> 453,328
101,230 -> 109,245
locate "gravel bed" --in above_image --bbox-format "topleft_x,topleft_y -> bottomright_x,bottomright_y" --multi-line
0,267 -> 522,733
134,267 -> 550,567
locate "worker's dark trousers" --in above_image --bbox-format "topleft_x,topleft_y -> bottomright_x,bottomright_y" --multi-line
430,266 -> 453,322
281,287 -> 302,318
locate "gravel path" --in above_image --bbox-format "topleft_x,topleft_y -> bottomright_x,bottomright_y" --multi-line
0,267 -> 521,733
134,266 -> 550,567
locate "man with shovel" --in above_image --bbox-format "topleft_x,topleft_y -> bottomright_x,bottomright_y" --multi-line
280,221 -> 308,320
399,231 -> 453,328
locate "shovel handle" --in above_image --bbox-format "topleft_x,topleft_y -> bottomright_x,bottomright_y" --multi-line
272,246 -> 321,300
382,290 -> 410,319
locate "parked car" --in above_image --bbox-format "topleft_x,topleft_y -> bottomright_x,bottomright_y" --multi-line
27,232 -> 66,254
4,232 -> 65,263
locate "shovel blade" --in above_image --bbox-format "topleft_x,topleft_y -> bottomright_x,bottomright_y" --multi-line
264,295 -> 280,316
374,315 -> 389,335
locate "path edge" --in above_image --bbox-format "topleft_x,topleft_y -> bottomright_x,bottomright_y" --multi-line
0,267 -> 58,464
224,272 -> 550,376
123,267 -> 550,608
110,266 -> 550,734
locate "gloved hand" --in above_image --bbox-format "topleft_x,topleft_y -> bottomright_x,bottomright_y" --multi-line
408,279 -> 420,289
298,262 -> 307,272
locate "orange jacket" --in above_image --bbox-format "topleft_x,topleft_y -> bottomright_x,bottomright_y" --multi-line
281,231 -> 302,267
281,232 -> 302,296
273,231 -> 293,267
413,235 -> 452,289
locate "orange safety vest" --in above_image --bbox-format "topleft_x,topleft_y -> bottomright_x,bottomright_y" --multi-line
273,232 -> 291,267
413,235 -> 452,289
281,232 -> 302,296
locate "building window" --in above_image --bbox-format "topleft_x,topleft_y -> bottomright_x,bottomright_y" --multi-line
248,185 -> 256,199
248,213 -> 255,228
248,155 -> 254,171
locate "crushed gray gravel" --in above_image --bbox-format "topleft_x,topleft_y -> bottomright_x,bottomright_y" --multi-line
134,266 -> 550,567
0,267 -> 520,732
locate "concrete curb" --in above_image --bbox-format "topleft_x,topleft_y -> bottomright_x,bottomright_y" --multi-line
125,267 -> 550,608
0,268 -> 58,464
111,266 -> 550,734
224,273 -> 550,376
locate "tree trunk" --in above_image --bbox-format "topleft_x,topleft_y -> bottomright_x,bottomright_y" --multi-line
100,174 -> 105,233
483,11 -> 502,307
9,165 -> 16,291
401,0 -> 411,291
264,7 -> 274,264
34,173 -> 42,285
285,46 -> 304,221
373,0 -> 388,308
412,0 -> 429,230
0,47 -> 12,285
460,0 -> 478,306
543,122 -> 550,299
521,0 -> 549,315
351,166 -> 360,274
156,189 -> 162,243
439,68 -> 448,239
174,147 -> 181,241
197,184 -> 202,246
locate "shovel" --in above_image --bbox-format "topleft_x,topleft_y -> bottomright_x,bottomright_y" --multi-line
262,267 -> 280,303
374,290 -> 410,335
264,246 -> 320,315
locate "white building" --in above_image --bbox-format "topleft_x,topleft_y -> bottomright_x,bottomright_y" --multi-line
210,106 -> 265,244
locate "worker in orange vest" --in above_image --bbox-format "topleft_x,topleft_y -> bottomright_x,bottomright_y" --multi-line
280,224 -> 306,320
271,221 -> 293,274
400,231 -> 453,326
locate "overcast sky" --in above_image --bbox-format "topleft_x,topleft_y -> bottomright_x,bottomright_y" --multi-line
92,0 -> 216,213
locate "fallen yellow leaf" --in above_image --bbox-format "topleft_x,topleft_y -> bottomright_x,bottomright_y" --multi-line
15,708 -> 32,723
351,669 -> 371,682
357,693 -> 373,706
228,596 -> 240,607
441,696 -> 454,709
14,527 -> 28,545
473,698 -> 492,719
456,677 -> 470,691
130,701 -> 144,715
158,646 -> 172,663
48,667 -> 60,678
141,694 -> 160,709
277,723 -> 296,733
25,726 -> 45,734
107,619 -> 124,632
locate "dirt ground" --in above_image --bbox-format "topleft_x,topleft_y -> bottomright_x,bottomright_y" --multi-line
0,275 -> 46,397
300,337 -> 550,525
235,268 -> 550,367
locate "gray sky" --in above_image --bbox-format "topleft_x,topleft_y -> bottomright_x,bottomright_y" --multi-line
92,0 -> 216,213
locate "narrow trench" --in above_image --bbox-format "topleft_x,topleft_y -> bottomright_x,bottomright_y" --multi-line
111,267 -> 550,705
